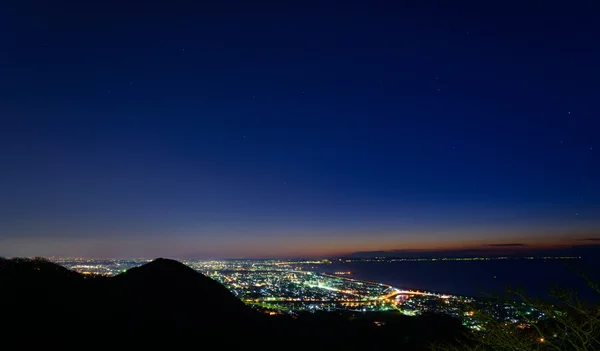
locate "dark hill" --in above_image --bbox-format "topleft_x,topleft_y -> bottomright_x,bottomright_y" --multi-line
108,258 -> 257,327
0,257 -> 468,350
0,256 -> 82,281
0,257 -> 263,349
0,257 -> 87,322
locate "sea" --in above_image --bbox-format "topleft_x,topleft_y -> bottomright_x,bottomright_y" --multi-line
310,258 -> 600,301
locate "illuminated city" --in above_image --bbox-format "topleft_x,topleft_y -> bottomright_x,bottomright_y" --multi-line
53,257 -> 551,328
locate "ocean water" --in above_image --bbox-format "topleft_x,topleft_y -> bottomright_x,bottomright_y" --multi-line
310,259 -> 600,301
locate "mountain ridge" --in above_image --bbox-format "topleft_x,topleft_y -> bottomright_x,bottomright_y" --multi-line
0,257 -> 467,350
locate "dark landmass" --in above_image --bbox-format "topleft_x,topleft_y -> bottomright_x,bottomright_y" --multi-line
0,257 -> 467,350
348,244 -> 600,259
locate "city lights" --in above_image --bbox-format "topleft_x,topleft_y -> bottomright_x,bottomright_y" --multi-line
53,257 -> 547,328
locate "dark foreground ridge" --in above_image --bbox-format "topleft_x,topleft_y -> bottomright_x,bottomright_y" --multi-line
0,257 -> 467,350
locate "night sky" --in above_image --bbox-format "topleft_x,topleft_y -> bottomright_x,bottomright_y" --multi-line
1,1 -> 599,258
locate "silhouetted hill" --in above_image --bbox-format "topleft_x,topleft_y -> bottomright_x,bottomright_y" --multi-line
108,258 -> 257,329
112,258 -> 246,309
0,257 -> 261,349
0,256 -> 81,280
0,257 -> 468,350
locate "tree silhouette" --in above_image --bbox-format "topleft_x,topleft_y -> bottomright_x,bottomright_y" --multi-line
432,272 -> 600,351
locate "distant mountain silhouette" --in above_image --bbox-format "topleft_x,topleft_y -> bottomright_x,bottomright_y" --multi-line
348,244 -> 600,259
0,257 -> 468,350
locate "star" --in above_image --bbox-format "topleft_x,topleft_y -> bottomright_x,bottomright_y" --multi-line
568,111 -> 571,115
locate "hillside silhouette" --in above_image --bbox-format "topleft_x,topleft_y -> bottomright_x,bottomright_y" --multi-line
109,258 -> 256,324
0,257 -> 468,350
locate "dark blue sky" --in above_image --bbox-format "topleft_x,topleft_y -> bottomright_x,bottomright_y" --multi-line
1,1 -> 599,258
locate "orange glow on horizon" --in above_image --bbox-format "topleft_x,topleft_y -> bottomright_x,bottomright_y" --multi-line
0,229 -> 598,259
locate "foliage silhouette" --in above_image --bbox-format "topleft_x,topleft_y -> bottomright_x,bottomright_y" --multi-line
431,270 -> 600,351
